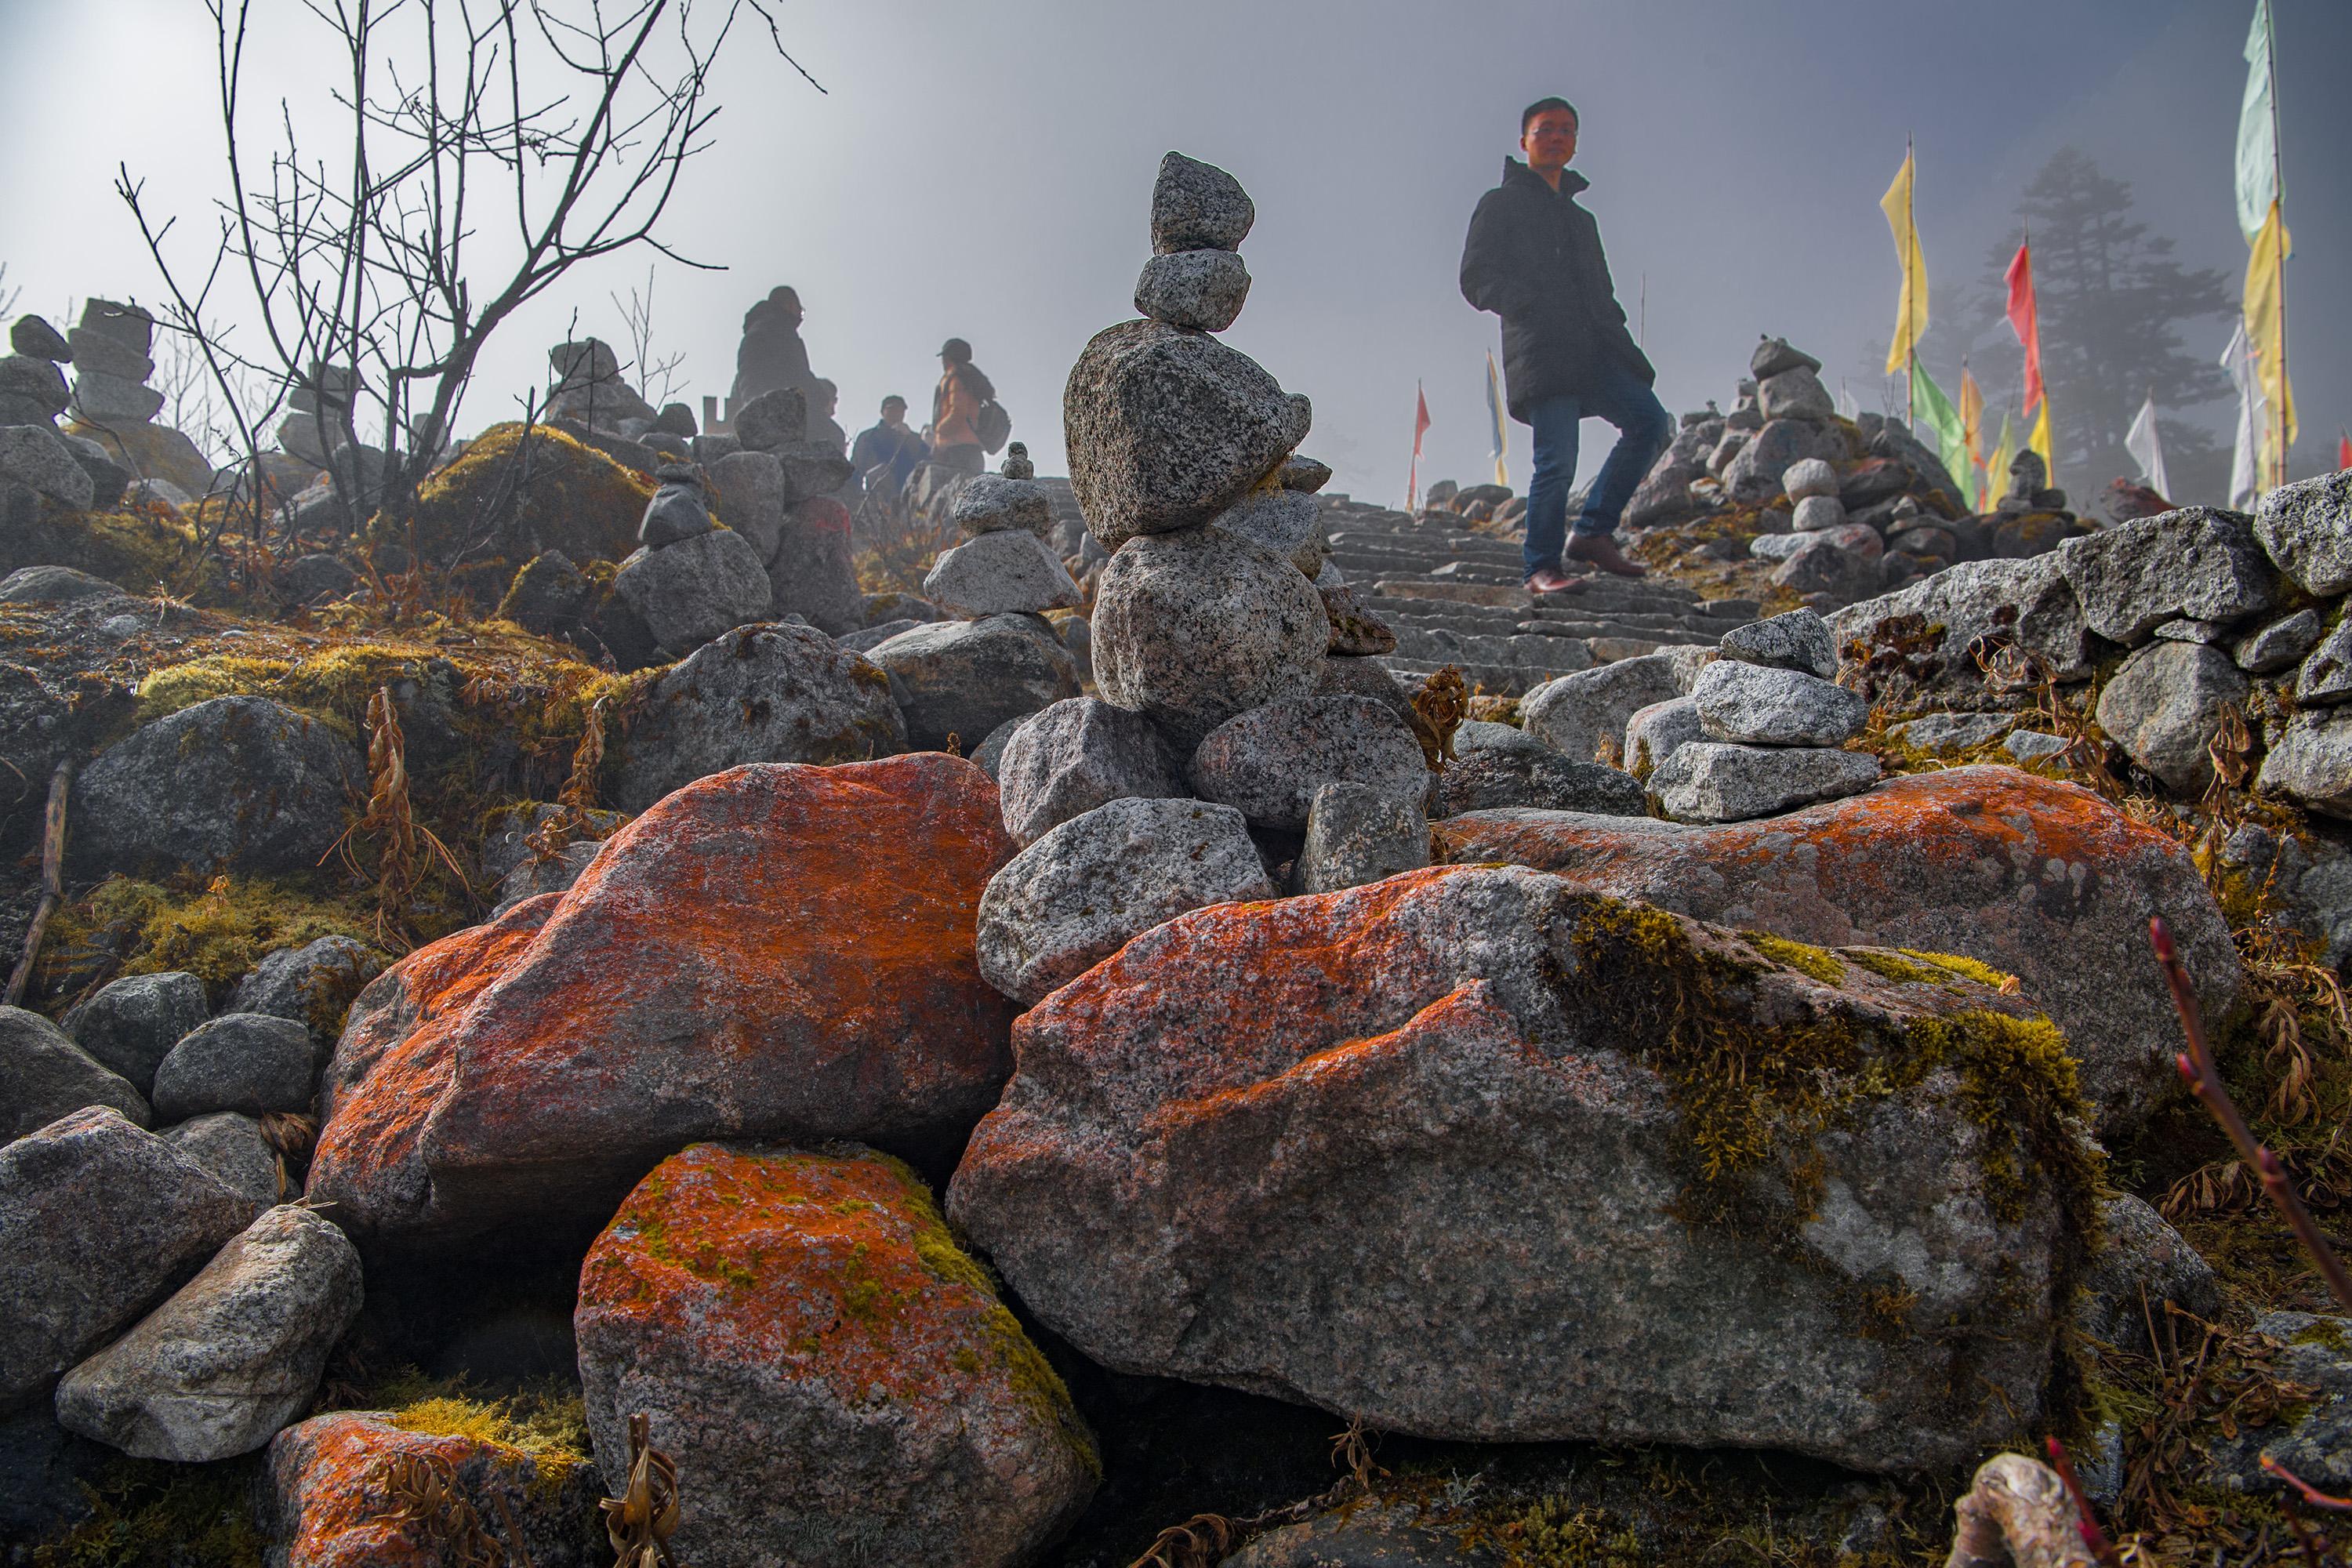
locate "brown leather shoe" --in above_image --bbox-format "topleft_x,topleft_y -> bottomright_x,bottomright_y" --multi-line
1565,531 -> 1647,577
1523,566 -> 1585,595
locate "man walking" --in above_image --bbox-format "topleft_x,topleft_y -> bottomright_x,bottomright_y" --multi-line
1460,97 -> 1670,590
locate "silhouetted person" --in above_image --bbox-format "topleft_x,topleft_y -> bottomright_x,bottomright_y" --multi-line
929,338 -> 994,477
851,395 -> 927,498
810,378 -> 848,454
729,285 -> 821,412
1460,96 -> 1668,590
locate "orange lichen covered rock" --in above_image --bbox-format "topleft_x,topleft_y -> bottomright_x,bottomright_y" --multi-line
307,753 -> 1018,1246
947,865 -> 2100,1473
1433,764 -> 2237,1131
574,1142 -> 1097,1568
261,1410 -> 602,1567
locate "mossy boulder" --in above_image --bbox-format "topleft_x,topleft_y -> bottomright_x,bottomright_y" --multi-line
0,506 -> 200,594
575,1141 -> 1098,1568
378,422 -> 655,601
947,865 -> 2102,1473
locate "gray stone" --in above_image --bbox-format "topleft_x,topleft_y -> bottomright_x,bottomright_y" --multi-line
0,566 -> 122,604
0,356 -> 69,418
609,621 -> 908,811
948,867 -> 2092,1472
976,797 -> 1273,1004
2094,641 -> 2248,793
1624,696 -> 1704,775
160,1114 -> 283,1207
1781,458 -> 1838,502
996,696 -> 1185,846
837,618 -> 924,654
922,529 -> 1083,618
2252,470 -> 2352,596
2153,618 -> 2229,645
1757,366 -> 1835,423
1772,535 -> 1881,601
1751,337 -> 1823,379
1185,695 -> 1429,833
1092,527 -> 1327,751
1151,151 -> 1254,253
10,316 -> 70,361
1296,782 -> 1430,894
655,401 -> 697,437
1316,653 -> 1427,740
1520,650 -> 1704,764
56,1204 -> 362,1461
0,1108 -> 262,1406
1691,659 -> 1867,746
705,450 -> 786,559
1435,748 -> 1646,818
1828,554 -> 2092,696
1887,713 -> 2012,754
0,423 -> 96,510
2200,1312 -> 2352,1497
72,696 -> 361,880
1722,419 -> 1841,505
151,1014 -> 318,1123
230,936 -> 382,1040
63,329 -> 151,383
1226,1501 -> 1495,1567
638,480 -> 714,547
1064,321 -> 1311,549
2219,824 -> 2352,971
2259,710 -> 2352,818
2056,506 -> 2278,644
1791,494 -> 1846,532
1059,613 -> 1093,681
281,553 -> 357,603
274,410 -> 344,470
2003,730 -> 2069,763
949,474 -> 1053,538
126,477 -> 194,510
64,973 -> 209,1096
613,529 -> 772,655
69,372 -> 165,425
1748,532 -> 1811,563
75,300 -> 154,356
1134,249 -> 1251,332
1719,608 -> 1837,678
2078,1195 -> 2220,1356
1278,454 -> 1332,493
869,614 -> 1083,753
1211,487 -> 1325,576
2234,608 -> 2325,674
771,439 -> 853,500
2,1007 -> 150,1144
1650,742 -> 1880,822
492,840 -> 600,914
731,387 -> 806,452
1454,719 -> 1541,756
1319,581 -> 1396,655
2296,617 -> 2352,706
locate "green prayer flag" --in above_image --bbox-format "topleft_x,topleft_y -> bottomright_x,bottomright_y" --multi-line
1910,362 -> 1971,506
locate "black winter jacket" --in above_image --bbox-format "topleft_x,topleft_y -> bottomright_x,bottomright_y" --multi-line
1459,160 -> 1654,421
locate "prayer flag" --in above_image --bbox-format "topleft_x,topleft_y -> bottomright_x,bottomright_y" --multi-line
2339,431 -> 2350,473
2028,399 -> 2056,493
2236,0 -> 2279,243
2005,240 -> 2045,416
2221,323 -> 2262,508
1879,147 -> 1927,376
1910,362 -> 1970,509
1985,408 -> 2016,509
2245,200 -> 2296,479
2125,392 -> 2172,502
1485,352 -> 1508,488
1406,383 -> 1431,512
1958,364 -> 1986,509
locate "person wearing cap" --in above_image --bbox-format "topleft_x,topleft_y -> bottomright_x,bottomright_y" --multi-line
729,285 -> 822,412
851,395 -> 927,500
927,338 -> 996,477
1460,96 -> 1668,590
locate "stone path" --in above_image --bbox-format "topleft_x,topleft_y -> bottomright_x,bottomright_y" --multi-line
1317,496 -> 1755,695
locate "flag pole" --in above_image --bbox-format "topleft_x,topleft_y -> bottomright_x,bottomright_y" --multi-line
1904,134 -> 1916,429
2265,0 -> 2288,488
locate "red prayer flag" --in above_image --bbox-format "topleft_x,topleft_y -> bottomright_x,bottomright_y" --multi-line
2339,431 -> 2350,473
1406,383 -> 1432,510
2005,241 -> 2045,416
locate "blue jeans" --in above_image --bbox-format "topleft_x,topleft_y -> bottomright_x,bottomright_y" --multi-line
1521,365 -> 1672,579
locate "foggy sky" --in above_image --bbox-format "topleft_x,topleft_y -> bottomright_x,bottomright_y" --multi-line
0,0 -> 2343,506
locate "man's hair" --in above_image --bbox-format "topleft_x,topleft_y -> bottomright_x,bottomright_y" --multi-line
1521,96 -> 1579,135
881,394 -> 907,411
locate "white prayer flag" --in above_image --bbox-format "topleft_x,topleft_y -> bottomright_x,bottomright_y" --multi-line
2125,392 -> 2172,503
2222,323 -> 2263,508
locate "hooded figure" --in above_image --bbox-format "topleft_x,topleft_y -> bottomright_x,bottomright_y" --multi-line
729,286 -> 821,411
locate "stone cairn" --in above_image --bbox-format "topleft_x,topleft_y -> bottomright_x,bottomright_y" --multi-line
920,444 -> 1084,621
0,305 -> 159,519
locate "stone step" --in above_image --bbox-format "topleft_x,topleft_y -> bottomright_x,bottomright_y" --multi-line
1379,657 -> 1586,698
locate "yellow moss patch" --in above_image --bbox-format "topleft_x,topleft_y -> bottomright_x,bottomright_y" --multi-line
1739,931 -> 1846,985
1898,949 -> 2017,989
383,422 -> 653,597
32,1456 -> 267,1568
38,875 -> 376,1007
1842,949 -> 1954,987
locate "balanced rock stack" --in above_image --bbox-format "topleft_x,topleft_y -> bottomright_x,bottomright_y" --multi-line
693,385 -> 862,634
972,153 -> 1429,1004
612,460 -> 770,656
1632,608 -> 1879,822
922,448 -> 1083,619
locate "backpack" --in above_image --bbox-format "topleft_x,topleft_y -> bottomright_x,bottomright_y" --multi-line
975,398 -> 1012,455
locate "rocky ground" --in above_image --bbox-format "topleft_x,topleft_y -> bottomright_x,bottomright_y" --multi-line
4,155 -> 2352,1568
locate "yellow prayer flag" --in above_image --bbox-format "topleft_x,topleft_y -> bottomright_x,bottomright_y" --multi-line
1958,365 -> 1985,506
2029,398 -> 2056,492
2245,199 -> 2297,466
1986,408 -> 2016,508
1879,149 -> 1929,376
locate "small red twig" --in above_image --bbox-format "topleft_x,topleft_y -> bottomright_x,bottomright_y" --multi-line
2044,1436 -> 2125,1566
2151,916 -> 2352,1314
2264,1453 -> 2352,1512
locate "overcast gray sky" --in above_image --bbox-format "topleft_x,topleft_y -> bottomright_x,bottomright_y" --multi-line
1,0 -> 2343,506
